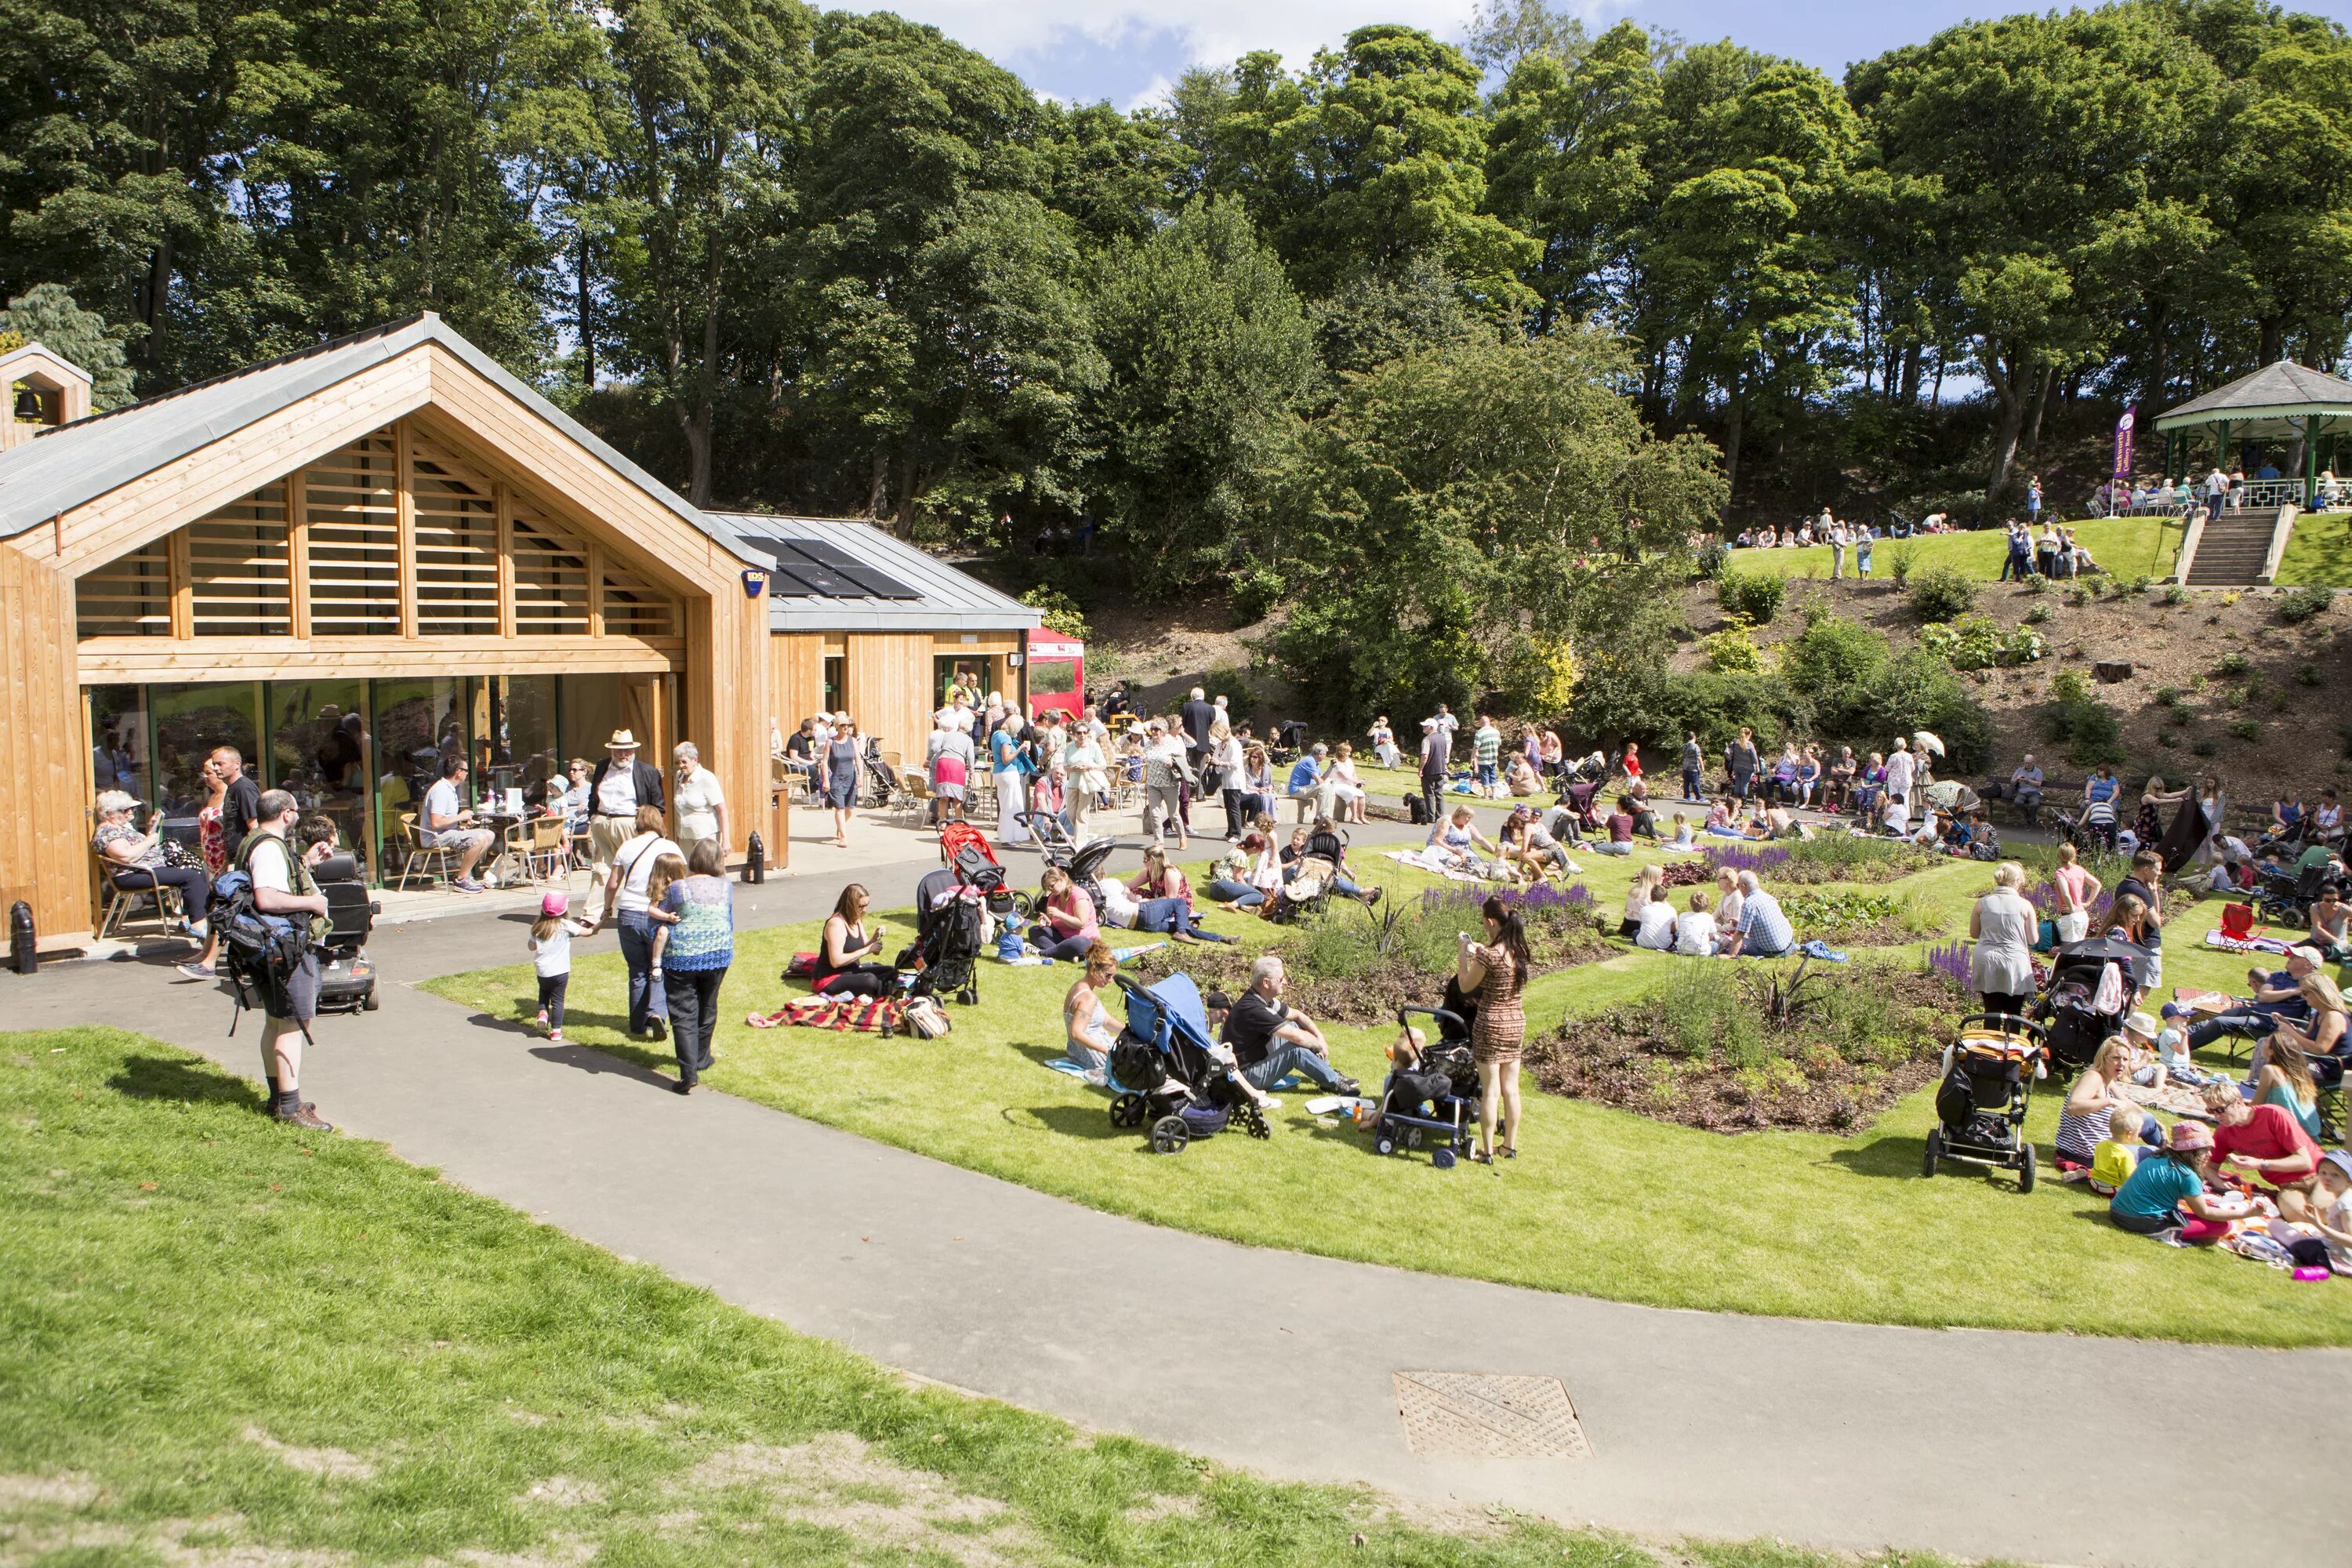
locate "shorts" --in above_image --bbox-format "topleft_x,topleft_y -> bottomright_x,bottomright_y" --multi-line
266,949 -> 321,1025
425,826 -> 494,855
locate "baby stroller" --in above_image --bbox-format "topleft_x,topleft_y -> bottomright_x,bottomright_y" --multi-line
2256,861 -> 2327,929
2057,797 -> 2118,856
904,823 -> 1020,1006
1268,720 -> 1311,768
1105,972 -> 1270,1154
1368,1002 -> 1479,1167
1922,1012 -> 2046,1192
313,853 -> 379,1014
861,738 -> 903,808
2033,935 -> 2145,1078
1025,823 -> 1116,916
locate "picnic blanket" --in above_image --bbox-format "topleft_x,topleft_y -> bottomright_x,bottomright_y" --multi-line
746,995 -> 900,1032
1385,847 -> 1498,882
2118,1080 -> 2213,1119
2204,930 -> 2295,956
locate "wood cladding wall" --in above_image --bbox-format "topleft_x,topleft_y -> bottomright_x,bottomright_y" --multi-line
0,541 -> 94,945
848,632 -> 933,768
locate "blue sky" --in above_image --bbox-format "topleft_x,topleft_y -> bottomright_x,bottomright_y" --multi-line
865,0 -> 2352,108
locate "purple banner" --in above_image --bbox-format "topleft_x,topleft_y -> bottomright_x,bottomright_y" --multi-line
2113,405 -> 2135,484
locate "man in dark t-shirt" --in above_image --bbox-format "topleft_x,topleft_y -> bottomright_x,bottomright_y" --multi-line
1219,956 -> 1356,1095
217,746 -> 263,866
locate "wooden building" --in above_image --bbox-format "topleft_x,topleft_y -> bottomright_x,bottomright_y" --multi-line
706,512 -> 1042,766
0,317 -> 1045,949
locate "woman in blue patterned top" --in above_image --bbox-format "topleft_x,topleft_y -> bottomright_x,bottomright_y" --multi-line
649,838 -> 735,1095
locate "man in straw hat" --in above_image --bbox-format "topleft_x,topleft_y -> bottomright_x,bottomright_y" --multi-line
586,728 -> 666,908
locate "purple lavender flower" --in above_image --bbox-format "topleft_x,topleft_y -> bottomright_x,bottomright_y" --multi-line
1923,940 -> 1971,989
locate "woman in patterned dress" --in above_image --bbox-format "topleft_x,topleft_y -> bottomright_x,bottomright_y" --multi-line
1459,893 -> 1531,1164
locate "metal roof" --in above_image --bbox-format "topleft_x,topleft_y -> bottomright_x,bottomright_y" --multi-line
0,313 -> 767,568
2154,360 -> 2352,434
703,512 -> 1044,633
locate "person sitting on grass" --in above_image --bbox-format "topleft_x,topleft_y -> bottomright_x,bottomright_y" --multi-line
1062,941 -> 1121,1085
2089,1104 -> 2152,1197
1505,750 -> 1544,797
1026,866 -> 1099,960
2251,1036 -> 2327,1141
2056,1034 -> 2143,1175
1668,812 -> 1696,848
1206,832 -> 1275,910
1221,956 -> 1359,1098
2110,1120 -> 2235,1243
1428,805 -> 1504,870
2205,1080 -> 2325,1221
1718,870 -> 1793,958
1620,863 -> 1664,938
2310,1151 -> 2352,1273
1705,796 -> 1734,833
813,883 -> 895,998
1588,797 -> 1637,856
1496,807 -> 1553,883
1675,889 -> 1719,956
1635,883 -> 1679,950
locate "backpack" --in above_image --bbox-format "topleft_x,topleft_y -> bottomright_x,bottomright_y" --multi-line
208,847 -> 315,1021
901,996 -> 953,1039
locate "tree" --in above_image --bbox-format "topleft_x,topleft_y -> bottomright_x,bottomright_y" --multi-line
1084,199 -> 1316,593
5,281 -> 136,405
1461,0 -> 1588,77
1271,325 -> 1722,721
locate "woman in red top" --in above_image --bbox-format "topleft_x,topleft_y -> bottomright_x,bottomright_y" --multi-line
196,753 -> 229,874
1027,866 -> 1098,960
2203,1082 -> 2323,1220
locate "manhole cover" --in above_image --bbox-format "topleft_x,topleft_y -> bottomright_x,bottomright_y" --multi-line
1392,1371 -> 1591,1460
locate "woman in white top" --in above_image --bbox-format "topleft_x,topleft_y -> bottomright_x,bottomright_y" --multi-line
1062,942 -> 1121,1085
1330,741 -> 1367,823
1064,727 -> 1107,841
1209,720 -> 1248,838
671,742 -> 728,863
1968,861 -> 2038,1020
1368,717 -> 1399,770
595,804 -> 684,1039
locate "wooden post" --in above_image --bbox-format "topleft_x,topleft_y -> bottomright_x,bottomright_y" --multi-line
394,420 -> 418,638
167,526 -> 192,639
494,482 -> 516,637
586,541 -> 604,637
286,467 -> 310,640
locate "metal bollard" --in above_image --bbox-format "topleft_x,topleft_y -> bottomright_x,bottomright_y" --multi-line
9,900 -> 36,975
744,831 -> 765,884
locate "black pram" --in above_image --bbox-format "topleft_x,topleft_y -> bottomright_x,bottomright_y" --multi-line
2033,935 -> 2147,1076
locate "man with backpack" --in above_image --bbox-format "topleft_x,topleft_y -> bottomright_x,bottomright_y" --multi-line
239,789 -> 333,1131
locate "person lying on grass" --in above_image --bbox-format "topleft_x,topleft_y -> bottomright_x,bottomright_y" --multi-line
1123,844 -> 1233,945
1220,955 -> 1359,1099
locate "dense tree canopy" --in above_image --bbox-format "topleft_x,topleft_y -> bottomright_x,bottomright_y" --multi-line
5,0 -> 2352,720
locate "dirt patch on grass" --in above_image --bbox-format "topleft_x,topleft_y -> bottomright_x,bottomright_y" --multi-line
676,1433 -> 1032,1566
517,1476 -> 603,1508
241,1425 -> 374,1482
1529,964 -> 1962,1134
1123,1494 -> 1202,1523
0,1472 -> 100,1508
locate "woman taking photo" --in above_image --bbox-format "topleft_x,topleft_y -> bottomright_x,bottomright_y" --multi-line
1027,866 -> 1099,960
2049,841 -> 2103,945
822,718 -> 862,849
1210,720 -> 1248,838
1062,941 -> 1122,1084
1968,861 -> 2038,1022
595,804 -> 682,1040
1459,894 -> 1530,1164
812,883 -> 895,997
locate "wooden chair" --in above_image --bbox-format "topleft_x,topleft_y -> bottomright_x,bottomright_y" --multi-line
900,771 -> 935,826
394,812 -> 456,891
96,859 -> 187,942
525,817 -> 568,883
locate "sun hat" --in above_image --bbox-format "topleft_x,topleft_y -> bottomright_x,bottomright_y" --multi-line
2121,1011 -> 2159,1041
2168,1120 -> 2213,1151
541,890 -> 569,917
2322,1149 -> 2352,1184
2291,944 -> 2326,964
604,728 -> 639,750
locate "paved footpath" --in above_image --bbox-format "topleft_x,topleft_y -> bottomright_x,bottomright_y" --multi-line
16,840 -> 2346,1568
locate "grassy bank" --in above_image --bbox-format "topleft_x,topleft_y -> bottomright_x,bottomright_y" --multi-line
1722,517 -> 2183,583
427,846 -> 2352,1347
3,1024 -> 1991,1568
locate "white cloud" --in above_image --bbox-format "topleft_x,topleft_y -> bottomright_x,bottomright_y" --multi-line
869,1 -> 1484,81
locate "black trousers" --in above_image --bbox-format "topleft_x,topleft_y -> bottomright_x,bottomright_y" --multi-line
662,967 -> 727,1084
1421,772 -> 1443,822
1222,788 -> 1248,838
536,972 -> 568,1030
814,964 -> 893,998
111,863 -> 212,924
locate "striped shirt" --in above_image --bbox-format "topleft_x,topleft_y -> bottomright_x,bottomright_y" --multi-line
1473,725 -> 1502,767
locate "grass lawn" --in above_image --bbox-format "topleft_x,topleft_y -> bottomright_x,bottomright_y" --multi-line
1723,517 -> 2183,584
1,1025 -> 1986,1568
428,845 -> 2352,1348
2274,509 -> 2352,586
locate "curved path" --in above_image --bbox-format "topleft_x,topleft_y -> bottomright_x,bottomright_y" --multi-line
21,849 -> 2345,1568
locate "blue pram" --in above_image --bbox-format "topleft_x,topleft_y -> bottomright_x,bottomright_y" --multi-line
1107,972 -> 1270,1154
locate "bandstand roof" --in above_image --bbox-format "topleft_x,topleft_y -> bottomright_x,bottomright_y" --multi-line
2153,360 -> 2352,437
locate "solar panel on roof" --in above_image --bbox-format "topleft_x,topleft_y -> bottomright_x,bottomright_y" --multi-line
775,535 -> 923,600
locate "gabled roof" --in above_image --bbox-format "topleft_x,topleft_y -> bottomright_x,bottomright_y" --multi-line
0,313 -> 766,568
704,512 -> 1043,633
2154,360 -> 2352,434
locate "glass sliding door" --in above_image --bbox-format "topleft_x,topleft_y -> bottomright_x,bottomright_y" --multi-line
484,675 -> 559,815
151,682 -> 261,821
266,680 -> 372,874
88,684 -> 152,808
372,677 -> 467,879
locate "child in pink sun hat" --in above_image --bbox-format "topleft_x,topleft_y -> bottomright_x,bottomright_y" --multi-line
529,891 -> 572,1042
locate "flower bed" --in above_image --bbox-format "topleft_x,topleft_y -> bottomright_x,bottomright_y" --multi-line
1528,960 -> 1965,1133
1705,837 -> 1944,885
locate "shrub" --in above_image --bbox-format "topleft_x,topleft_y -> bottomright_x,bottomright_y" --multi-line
1918,613 -> 2045,670
2162,584 -> 2190,606
2230,717 -> 2260,741
1716,570 -> 1786,625
1702,625 -> 1763,673
2023,603 -> 2051,625
2044,667 -> 2125,765
2019,573 -> 2049,596
2153,684 -> 2181,706
1018,586 -> 1091,642
2217,651 -> 2250,676
1695,539 -> 1732,579
2065,584 -> 2092,608
2190,735 -> 2219,757
2278,586 -> 2332,625
1229,565 -> 1287,626
2297,662 -> 2322,688
1887,544 -> 1916,588
2126,575 -> 2153,595
1907,564 -> 1977,622
1780,612 -> 1887,695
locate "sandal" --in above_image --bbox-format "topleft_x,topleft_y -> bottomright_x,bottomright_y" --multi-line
1470,1149 -> 1494,1165
1499,1145 -> 1517,1160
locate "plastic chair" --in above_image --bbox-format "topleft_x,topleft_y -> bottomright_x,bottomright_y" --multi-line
394,812 -> 456,891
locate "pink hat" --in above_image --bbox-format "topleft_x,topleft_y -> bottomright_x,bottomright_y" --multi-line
541,890 -> 570,917
2167,1120 -> 2212,1152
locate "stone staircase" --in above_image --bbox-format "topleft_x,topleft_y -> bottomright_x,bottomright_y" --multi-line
2184,506 -> 2286,586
